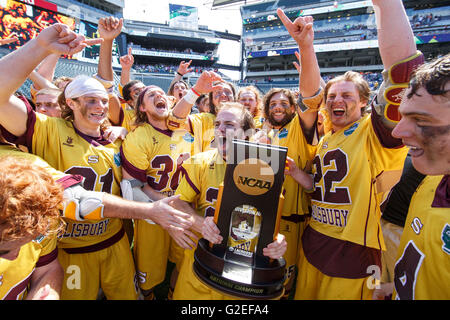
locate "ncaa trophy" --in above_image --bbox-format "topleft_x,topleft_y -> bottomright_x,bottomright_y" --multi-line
193,139 -> 287,299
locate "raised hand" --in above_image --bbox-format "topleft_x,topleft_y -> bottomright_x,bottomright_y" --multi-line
36,23 -> 103,56
0,36 -> 19,46
177,60 -> 193,76
192,70 -> 223,95
293,50 -> 301,74
98,17 -> 123,41
119,47 -> 134,69
277,8 -> 314,48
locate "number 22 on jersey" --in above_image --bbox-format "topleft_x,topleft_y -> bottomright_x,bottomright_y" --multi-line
310,148 -> 351,204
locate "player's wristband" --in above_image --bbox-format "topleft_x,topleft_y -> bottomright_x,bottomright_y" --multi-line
176,71 -> 183,77
93,74 -> 114,90
372,51 -> 424,125
183,88 -> 201,105
167,110 -> 187,130
298,88 -> 323,113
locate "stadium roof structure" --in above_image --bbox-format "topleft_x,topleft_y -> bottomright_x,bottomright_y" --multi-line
212,0 -> 244,7
212,0 -> 265,8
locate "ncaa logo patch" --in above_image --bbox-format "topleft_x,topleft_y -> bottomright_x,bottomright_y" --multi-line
441,224 -> 450,255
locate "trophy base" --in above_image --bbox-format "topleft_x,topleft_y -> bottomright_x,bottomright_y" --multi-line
193,239 -> 286,300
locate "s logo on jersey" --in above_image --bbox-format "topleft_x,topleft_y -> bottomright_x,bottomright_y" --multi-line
87,155 -> 99,164
441,224 -> 450,255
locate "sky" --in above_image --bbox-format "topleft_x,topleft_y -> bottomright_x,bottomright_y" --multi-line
123,0 -> 244,79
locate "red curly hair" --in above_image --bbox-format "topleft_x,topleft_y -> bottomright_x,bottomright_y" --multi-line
0,156 -> 64,242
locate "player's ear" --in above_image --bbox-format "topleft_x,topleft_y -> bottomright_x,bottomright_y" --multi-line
138,102 -> 147,113
66,98 -> 77,110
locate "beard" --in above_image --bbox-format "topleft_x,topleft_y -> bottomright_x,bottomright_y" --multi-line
268,110 -> 295,128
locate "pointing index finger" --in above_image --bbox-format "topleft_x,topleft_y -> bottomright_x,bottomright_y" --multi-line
277,8 -> 294,32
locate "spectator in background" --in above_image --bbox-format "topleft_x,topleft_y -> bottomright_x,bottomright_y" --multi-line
195,94 -> 210,113
168,80 -> 190,105
237,85 -> 265,129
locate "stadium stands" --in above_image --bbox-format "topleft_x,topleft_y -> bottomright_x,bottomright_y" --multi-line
241,0 -> 450,93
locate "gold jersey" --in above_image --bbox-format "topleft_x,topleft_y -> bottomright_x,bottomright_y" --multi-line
176,149 -> 226,218
0,234 -> 58,300
121,123 -> 193,196
308,114 -> 408,250
118,105 -> 137,133
393,175 -> 450,300
0,143 -> 81,188
268,114 -> 317,218
16,107 -> 123,249
187,112 -> 216,156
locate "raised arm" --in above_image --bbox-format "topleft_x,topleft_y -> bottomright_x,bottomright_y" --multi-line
96,17 -> 123,125
169,60 -> 193,89
119,47 -> 134,87
28,70 -> 58,91
372,0 -> 417,70
97,17 -> 122,82
277,9 -> 320,98
0,24 -> 102,137
277,8 -> 320,134
371,0 -> 424,131
168,71 -> 222,130
33,53 -> 60,90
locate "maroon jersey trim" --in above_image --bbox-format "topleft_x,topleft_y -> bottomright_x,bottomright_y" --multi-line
35,248 -> 58,268
148,122 -> 173,137
302,225 -> 381,279
179,166 -> 200,195
432,175 -> 450,208
371,108 -> 403,149
120,146 -> 147,182
56,174 -> 84,190
62,227 -> 124,254
72,125 -> 111,146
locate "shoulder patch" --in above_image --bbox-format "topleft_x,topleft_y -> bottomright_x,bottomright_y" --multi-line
278,128 -> 288,139
33,234 -> 45,244
344,122 -> 359,136
442,224 -> 450,255
183,132 -> 194,143
114,152 -> 121,167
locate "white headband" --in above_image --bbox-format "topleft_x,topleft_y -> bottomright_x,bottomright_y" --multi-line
65,75 -> 108,99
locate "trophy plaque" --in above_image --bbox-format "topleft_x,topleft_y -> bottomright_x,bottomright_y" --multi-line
193,139 -> 287,299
